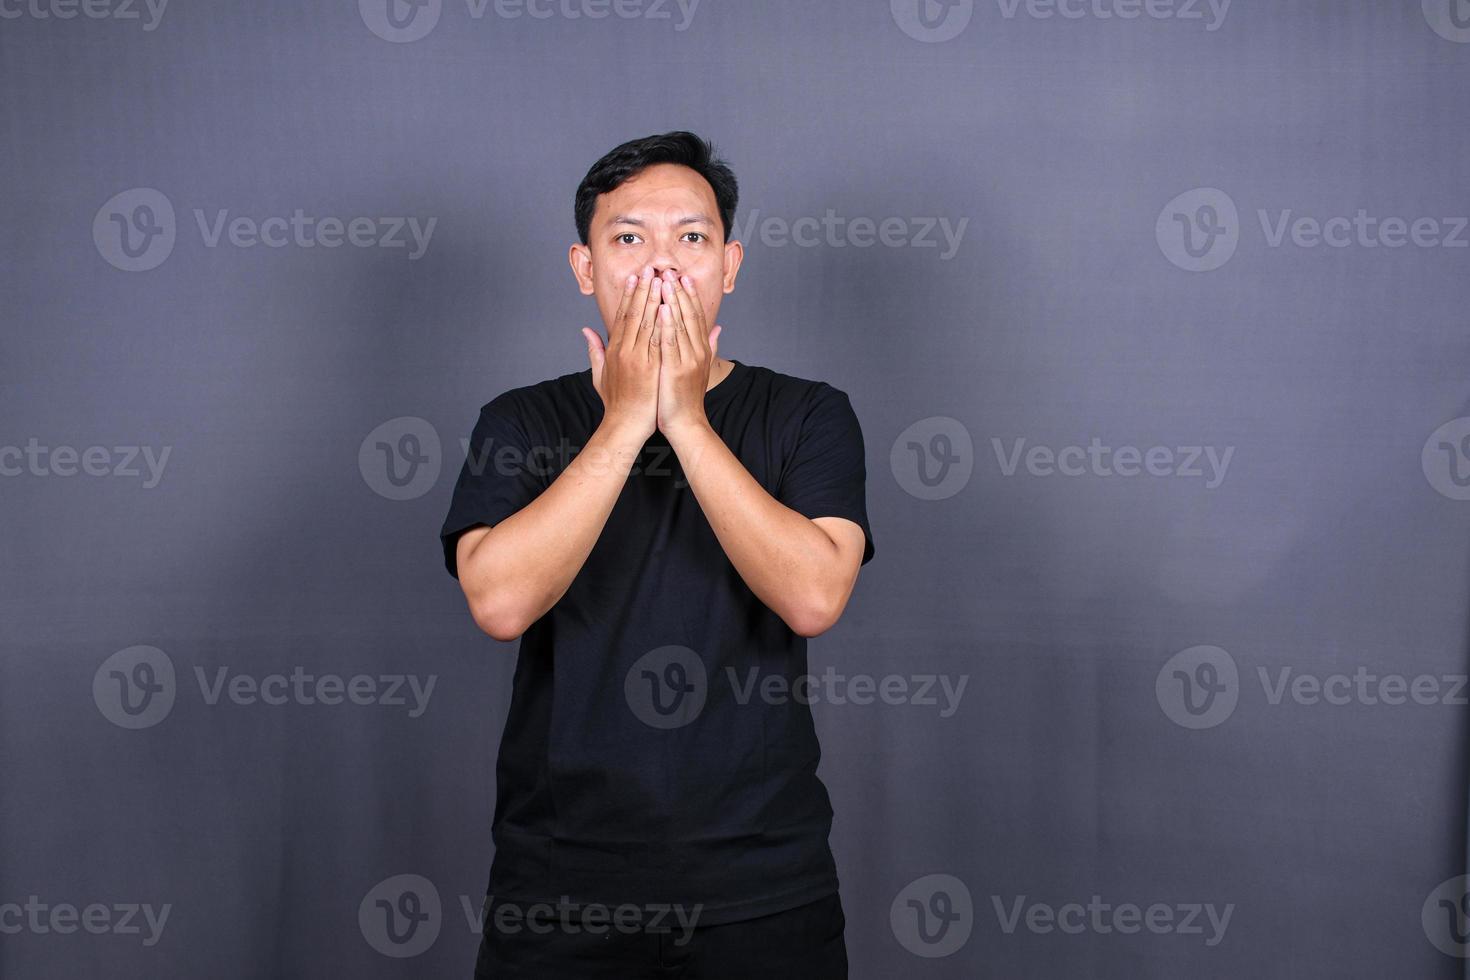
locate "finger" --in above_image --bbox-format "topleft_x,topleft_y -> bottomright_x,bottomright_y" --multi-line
661,276 -> 691,363
672,275 -> 707,351
648,305 -> 663,368
658,301 -> 681,364
609,272 -> 639,347
708,323 -> 721,361
669,274 -> 702,360
623,266 -> 656,349
637,270 -> 662,358
582,326 -> 605,374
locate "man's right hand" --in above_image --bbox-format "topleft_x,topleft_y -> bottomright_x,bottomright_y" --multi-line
582,264 -> 662,441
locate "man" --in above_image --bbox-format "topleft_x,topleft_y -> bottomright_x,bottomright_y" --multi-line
440,131 -> 876,978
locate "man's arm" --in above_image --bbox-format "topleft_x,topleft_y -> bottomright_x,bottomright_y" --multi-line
455,416 -> 647,641
649,269 -> 868,637
455,269 -> 666,641
664,421 -> 867,637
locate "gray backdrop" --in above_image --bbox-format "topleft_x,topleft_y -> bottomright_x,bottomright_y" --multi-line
3,1 -> 1469,977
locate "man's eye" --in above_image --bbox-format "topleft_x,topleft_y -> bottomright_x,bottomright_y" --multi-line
615,233 -> 704,245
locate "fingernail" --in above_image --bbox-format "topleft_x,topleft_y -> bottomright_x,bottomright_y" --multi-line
641,266 -> 653,280
626,274 -> 637,286
680,275 -> 692,289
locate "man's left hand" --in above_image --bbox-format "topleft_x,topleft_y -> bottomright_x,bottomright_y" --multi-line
654,269 -> 722,436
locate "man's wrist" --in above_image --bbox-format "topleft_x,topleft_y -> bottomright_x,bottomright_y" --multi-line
662,416 -> 714,444
593,416 -> 653,456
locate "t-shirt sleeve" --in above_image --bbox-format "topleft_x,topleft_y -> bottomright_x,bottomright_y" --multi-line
439,394 -> 547,579
775,385 -> 876,566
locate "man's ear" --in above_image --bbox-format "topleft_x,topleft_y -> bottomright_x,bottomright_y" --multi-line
569,243 -> 595,296
721,239 -> 744,293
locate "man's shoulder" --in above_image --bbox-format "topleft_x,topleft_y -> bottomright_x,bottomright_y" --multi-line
742,362 -> 855,413
473,368 -> 589,416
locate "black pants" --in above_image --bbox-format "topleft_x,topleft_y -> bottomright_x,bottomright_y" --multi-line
472,891 -> 848,979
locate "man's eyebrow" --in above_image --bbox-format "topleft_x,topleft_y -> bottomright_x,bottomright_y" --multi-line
607,214 -> 715,228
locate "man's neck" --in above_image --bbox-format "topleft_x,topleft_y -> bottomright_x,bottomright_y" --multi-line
706,357 -> 734,392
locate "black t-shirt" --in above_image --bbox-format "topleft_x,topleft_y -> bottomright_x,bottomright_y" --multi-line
438,358 -> 876,926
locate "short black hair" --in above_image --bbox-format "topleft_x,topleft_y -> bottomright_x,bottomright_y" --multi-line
574,131 -> 739,247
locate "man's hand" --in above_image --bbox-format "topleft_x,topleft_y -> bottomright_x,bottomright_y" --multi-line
653,269 -> 722,437
582,264 -> 663,441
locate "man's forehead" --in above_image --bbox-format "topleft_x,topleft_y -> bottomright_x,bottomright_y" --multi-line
595,169 -> 715,225
604,212 -> 715,228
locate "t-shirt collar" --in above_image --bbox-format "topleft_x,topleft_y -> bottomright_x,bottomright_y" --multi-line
580,359 -> 748,412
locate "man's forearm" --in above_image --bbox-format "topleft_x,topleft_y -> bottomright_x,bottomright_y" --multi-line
457,418 -> 648,639
665,420 -> 844,636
